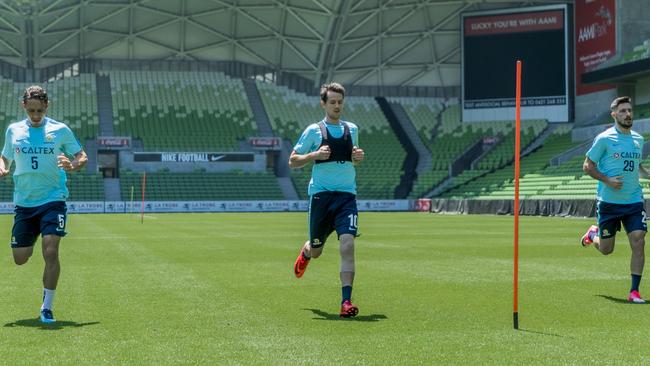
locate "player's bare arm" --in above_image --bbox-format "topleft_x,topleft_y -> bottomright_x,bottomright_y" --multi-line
0,156 -> 11,177
57,150 -> 88,172
289,146 -> 331,169
583,156 -> 623,190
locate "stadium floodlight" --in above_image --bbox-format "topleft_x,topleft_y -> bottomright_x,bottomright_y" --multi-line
513,60 -> 522,330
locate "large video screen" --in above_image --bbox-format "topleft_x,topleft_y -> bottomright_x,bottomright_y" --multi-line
462,5 -> 572,122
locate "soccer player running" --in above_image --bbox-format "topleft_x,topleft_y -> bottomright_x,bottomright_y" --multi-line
291,82 -> 365,317
581,96 -> 649,303
0,86 -> 88,322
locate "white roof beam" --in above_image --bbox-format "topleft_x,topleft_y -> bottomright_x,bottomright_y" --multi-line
234,7 -> 317,70
348,2 -> 470,84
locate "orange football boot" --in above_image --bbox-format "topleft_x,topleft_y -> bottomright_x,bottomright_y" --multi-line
293,248 -> 310,278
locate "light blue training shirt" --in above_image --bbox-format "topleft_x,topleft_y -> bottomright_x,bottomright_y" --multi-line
2,117 -> 82,207
586,126 -> 644,204
293,120 -> 359,196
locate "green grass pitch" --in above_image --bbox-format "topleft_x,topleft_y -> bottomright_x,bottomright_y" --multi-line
0,212 -> 649,364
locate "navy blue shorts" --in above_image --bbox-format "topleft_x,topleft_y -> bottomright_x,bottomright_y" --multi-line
11,201 -> 67,248
596,201 -> 647,239
308,191 -> 358,248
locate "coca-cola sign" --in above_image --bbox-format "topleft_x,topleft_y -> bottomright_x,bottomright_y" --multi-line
97,136 -> 131,148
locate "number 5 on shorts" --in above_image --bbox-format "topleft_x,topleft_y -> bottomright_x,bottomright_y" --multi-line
58,214 -> 65,230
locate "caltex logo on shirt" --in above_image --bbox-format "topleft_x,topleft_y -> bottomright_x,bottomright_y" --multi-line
613,152 -> 620,159
14,147 -> 20,154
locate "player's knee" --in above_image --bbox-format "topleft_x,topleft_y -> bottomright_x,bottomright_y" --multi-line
12,246 -> 33,265
600,245 -> 614,255
42,247 -> 59,262
13,256 -> 29,265
340,239 -> 354,258
631,238 -> 645,252
340,243 -> 354,258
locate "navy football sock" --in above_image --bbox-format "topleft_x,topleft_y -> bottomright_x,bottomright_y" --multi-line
631,274 -> 642,292
342,286 -> 352,304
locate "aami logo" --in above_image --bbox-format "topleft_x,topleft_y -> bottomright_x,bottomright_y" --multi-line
578,22 -> 608,42
579,24 -> 597,42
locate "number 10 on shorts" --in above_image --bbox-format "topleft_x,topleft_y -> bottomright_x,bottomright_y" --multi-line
348,214 -> 358,229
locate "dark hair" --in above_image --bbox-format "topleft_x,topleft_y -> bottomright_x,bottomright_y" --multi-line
22,85 -> 48,103
610,96 -> 631,111
320,82 -> 345,102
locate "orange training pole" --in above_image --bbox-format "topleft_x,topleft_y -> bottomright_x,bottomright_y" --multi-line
513,60 -> 522,330
140,171 -> 147,224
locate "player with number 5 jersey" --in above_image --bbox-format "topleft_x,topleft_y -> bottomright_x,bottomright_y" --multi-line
0,85 -> 88,323
580,96 -> 650,303
290,82 -> 365,318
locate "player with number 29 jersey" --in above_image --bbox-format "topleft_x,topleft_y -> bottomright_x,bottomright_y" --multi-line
581,96 -> 649,305
586,126 -> 644,204
2,117 -> 82,207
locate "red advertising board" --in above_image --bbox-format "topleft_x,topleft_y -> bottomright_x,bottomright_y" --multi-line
248,136 -> 281,149
98,136 -> 131,148
414,199 -> 431,212
575,0 -> 616,95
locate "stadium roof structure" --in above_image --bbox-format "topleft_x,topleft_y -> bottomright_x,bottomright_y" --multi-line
0,0 -> 569,87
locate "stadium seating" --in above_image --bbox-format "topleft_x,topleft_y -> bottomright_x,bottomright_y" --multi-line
0,74 -> 99,144
394,98 -> 548,198
383,102 -> 472,197
66,173 -> 106,201
439,127 -> 573,199
0,71 -> 630,203
256,82 -> 406,199
107,70 -> 256,151
471,120 -> 547,171
119,170 -> 284,201
409,170 -> 449,198
0,170 -> 104,201
388,97 -> 445,142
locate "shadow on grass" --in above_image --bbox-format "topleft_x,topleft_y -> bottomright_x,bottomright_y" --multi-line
597,294 -> 649,304
4,318 -> 100,330
304,308 -> 387,322
517,328 -> 567,338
